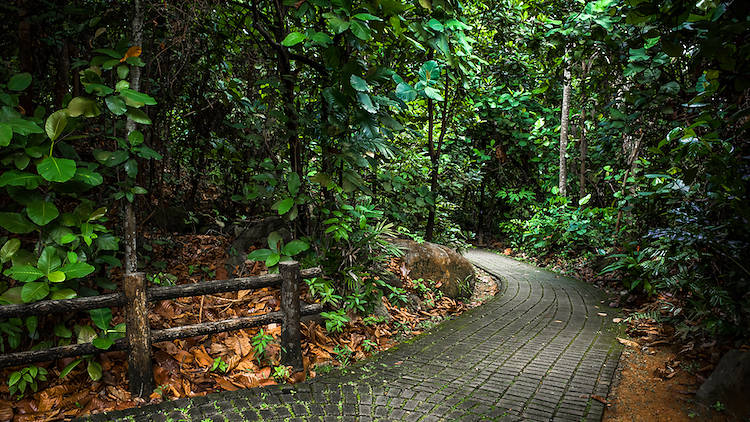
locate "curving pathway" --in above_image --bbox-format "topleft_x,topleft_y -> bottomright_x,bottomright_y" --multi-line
83,249 -> 622,422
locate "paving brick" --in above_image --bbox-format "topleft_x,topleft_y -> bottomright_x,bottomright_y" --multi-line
75,250 -> 622,422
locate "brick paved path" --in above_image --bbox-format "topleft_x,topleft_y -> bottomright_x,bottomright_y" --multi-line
84,249 -> 622,422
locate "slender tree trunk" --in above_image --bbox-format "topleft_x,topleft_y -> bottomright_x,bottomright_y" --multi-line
614,132 -> 644,235
578,110 -> 588,199
17,0 -> 33,113
425,98 -> 436,242
559,54 -> 572,198
124,0 -> 144,274
55,41 -> 70,107
425,72 -> 451,242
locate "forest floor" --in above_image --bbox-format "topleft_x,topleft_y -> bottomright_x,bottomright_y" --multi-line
0,234 -> 497,422
483,240 -> 734,422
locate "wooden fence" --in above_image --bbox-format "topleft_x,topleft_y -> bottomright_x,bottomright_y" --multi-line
0,261 -> 322,396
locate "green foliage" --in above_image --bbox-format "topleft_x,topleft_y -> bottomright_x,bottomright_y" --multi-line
7,366 -> 47,398
251,329 -> 274,363
320,309 -> 350,334
246,231 -> 310,272
500,198 -> 616,257
210,357 -> 228,373
272,365 -> 290,382
332,345 -> 353,367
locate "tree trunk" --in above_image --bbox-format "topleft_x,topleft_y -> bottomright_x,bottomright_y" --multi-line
55,41 -> 70,108
425,98 -> 436,241
425,72 -> 451,242
124,0 -> 144,274
559,56 -> 572,198
578,110 -> 588,199
17,0 -> 33,113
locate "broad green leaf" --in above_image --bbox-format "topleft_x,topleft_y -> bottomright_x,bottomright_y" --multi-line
350,21 -> 372,40
8,73 -> 32,91
93,149 -> 129,167
247,248 -> 273,261
126,108 -> 151,124
89,307 -> 112,330
37,246 -> 61,274
0,212 -> 37,234
8,372 -> 21,387
26,200 -> 59,226
266,253 -> 281,267
281,32 -> 306,47
418,0 -> 432,11
47,270 -> 66,283
116,65 -> 129,80
357,92 -> 377,113
77,325 -> 97,344
54,323 -> 73,338
61,262 -> 95,279
45,110 -> 68,141
4,265 -> 44,282
73,168 -> 104,186
89,207 -> 107,221
115,80 -> 129,91
350,75 -> 370,92
105,96 -> 127,115
0,170 -> 43,189
395,83 -> 417,102
50,226 -> 75,244
426,18 -> 444,32
21,281 -> 49,303
66,97 -> 100,118
0,123 -> 11,146
14,154 -> 30,170
445,18 -> 470,30
37,156 -> 76,182
50,288 -> 77,300
84,83 -> 114,96
353,13 -> 382,21
0,287 -> 23,304
26,315 -> 37,334
6,118 -> 43,135
87,361 -> 102,381
59,359 -> 82,378
419,60 -> 441,82
326,15 -> 350,34
0,238 -> 21,263
276,197 -> 294,215
120,89 -> 157,106
95,234 -> 119,250
310,32 -> 332,46
92,336 -> 114,350
128,130 -> 144,146
267,231 -> 283,251
281,240 -> 310,256
287,172 -> 301,196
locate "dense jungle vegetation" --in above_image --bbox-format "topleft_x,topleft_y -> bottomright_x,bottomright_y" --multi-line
0,0 -> 748,397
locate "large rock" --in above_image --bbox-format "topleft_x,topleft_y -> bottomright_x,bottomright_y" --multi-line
391,239 -> 475,299
225,217 -> 289,271
696,349 -> 750,419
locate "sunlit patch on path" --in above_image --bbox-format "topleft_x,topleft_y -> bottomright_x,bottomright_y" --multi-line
82,249 -> 622,421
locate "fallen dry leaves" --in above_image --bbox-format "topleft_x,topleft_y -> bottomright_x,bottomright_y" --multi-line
0,236 -> 497,422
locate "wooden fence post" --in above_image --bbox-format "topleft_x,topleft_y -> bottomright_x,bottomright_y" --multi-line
279,261 -> 303,372
124,272 -> 154,397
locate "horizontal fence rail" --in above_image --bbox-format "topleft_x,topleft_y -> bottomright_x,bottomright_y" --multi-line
0,262 -> 323,396
0,267 -> 322,320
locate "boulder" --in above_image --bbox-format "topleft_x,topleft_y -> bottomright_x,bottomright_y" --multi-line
225,217 -> 289,271
391,239 -> 475,299
696,349 -> 750,419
